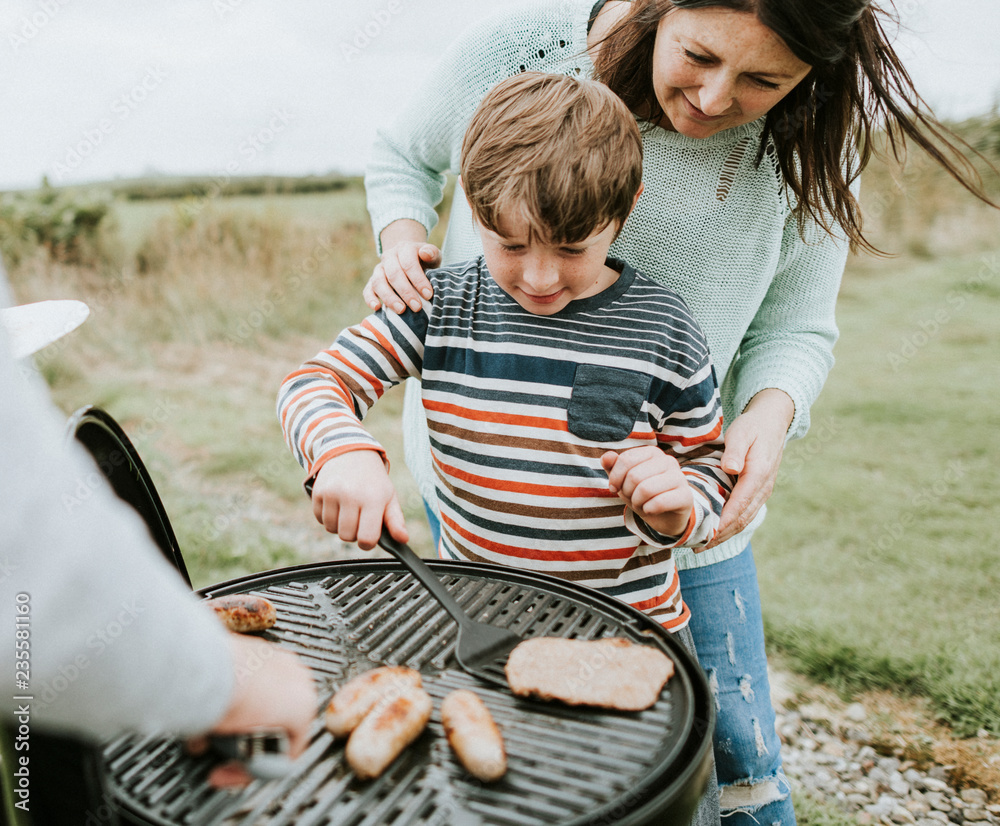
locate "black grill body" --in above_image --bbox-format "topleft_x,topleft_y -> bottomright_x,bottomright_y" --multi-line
106,561 -> 714,826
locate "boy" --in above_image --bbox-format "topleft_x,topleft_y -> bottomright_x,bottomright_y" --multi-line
278,72 -> 732,632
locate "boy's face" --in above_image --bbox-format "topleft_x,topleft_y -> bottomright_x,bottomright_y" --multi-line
478,214 -> 620,316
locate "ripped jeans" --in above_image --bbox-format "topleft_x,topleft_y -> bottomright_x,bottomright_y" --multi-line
679,545 -> 795,825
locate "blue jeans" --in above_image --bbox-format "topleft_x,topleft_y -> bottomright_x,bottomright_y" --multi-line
424,501 -> 442,553
679,546 -> 795,825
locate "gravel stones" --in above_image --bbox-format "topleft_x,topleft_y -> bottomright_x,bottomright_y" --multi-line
774,690 -> 996,825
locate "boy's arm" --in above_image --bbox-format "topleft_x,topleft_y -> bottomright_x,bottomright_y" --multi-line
277,304 -> 429,489
625,361 -> 733,550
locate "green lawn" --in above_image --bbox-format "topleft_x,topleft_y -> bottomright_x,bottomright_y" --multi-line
755,246 -> 1000,736
17,187 -> 433,590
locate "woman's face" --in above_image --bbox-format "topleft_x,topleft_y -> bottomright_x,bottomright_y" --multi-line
651,6 -> 812,138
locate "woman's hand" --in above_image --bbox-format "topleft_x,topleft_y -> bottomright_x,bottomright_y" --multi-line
708,388 -> 795,548
363,219 -> 441,313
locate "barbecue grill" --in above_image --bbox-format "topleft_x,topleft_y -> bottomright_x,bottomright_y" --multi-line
109,560 -> 714,825
3,407 -> 715,825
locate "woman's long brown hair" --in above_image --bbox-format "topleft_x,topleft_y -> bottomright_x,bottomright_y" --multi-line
593,0 -> 998,254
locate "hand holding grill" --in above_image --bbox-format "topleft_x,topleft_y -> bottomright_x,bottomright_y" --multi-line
189,634 -> 318,786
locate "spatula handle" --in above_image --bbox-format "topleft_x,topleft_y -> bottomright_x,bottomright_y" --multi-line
378,527 -> 472,628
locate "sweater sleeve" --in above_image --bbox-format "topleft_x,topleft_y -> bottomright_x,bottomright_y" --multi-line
278,304 -> 429,484
364,13 -> 508,253
725,206 -> 848,442
363,0 -> 591,254
625,359 -> 734,550
0,323 -> 234,742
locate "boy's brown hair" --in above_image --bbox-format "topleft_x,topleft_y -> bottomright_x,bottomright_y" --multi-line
460,72 -> 643,244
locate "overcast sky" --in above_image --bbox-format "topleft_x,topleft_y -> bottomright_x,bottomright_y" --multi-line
2,0 -> 998,191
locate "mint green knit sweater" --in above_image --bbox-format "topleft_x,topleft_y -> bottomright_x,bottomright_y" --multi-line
364,0 -> 848,570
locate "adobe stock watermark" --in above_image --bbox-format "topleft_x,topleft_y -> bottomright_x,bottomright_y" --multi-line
19,266 -> 138,382
887,251 -> 1000,372
859,458 -> 967,569
557,0 -> 578,19
179,108 -> 294,220
32,597 -> 147,713
81,791 -> 126,826
187,454 -> 292,553
7,0 -> 71,53
0,556 -> 18,585
51,66 -> 169,182
862,142 -> 934,226
61,397 -> 180,514
190,491 -> 252,551
213,0 -> 250,19
773,82 -> 834,139
221,231 -> 340,351
341,0 -> 403,63
779,415 -> 842,483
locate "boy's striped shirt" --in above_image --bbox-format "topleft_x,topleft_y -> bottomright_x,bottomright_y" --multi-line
279,258 -> 732,629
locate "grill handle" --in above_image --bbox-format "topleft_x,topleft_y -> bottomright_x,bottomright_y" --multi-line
377,528 -> 470,626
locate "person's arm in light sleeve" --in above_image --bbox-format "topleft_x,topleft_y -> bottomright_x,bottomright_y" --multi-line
0,303 -> 315,750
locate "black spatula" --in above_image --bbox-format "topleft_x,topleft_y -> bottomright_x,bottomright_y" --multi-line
377,528 -> 522,688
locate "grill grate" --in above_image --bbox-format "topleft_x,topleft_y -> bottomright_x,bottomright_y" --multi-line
105,561 -> 697,826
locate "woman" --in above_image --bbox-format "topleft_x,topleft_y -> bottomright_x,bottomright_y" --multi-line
361,1 -> 995,822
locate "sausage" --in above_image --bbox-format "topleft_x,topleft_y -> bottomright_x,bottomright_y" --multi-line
441,689 -> 507,781
205,594 -> 277,634
345,687 -> 433,780
325,666 -> 423,739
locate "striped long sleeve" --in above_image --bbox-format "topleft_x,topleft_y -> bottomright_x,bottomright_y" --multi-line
278,258 -> 732,629
279,310 -> 427,482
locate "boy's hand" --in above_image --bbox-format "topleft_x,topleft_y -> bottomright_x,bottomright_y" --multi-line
311,451 -> 408,549
601,447 -> 694,538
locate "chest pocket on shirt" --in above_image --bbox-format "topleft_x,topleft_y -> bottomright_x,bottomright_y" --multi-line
567,364 -> 652,442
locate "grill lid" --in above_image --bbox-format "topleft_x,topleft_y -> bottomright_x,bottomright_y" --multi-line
105,560 -> 713,826
67,405 -> 191,587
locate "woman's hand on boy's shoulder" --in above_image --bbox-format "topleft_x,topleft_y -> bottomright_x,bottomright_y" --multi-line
311,450 -> 408,550
365,228 -> 440,314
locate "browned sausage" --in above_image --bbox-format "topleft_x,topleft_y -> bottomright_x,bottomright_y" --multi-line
206,594 -> 277,634
325,666 -> 422,739
345,687 -> 432,780
441,689 -> 506,781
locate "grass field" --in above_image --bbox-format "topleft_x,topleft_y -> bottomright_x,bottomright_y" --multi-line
4,140 -> 999,812
756,240 -> 1000,737
751,148 -> 1000,738
112,185 -> 369,260
10,190 -> 435,586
